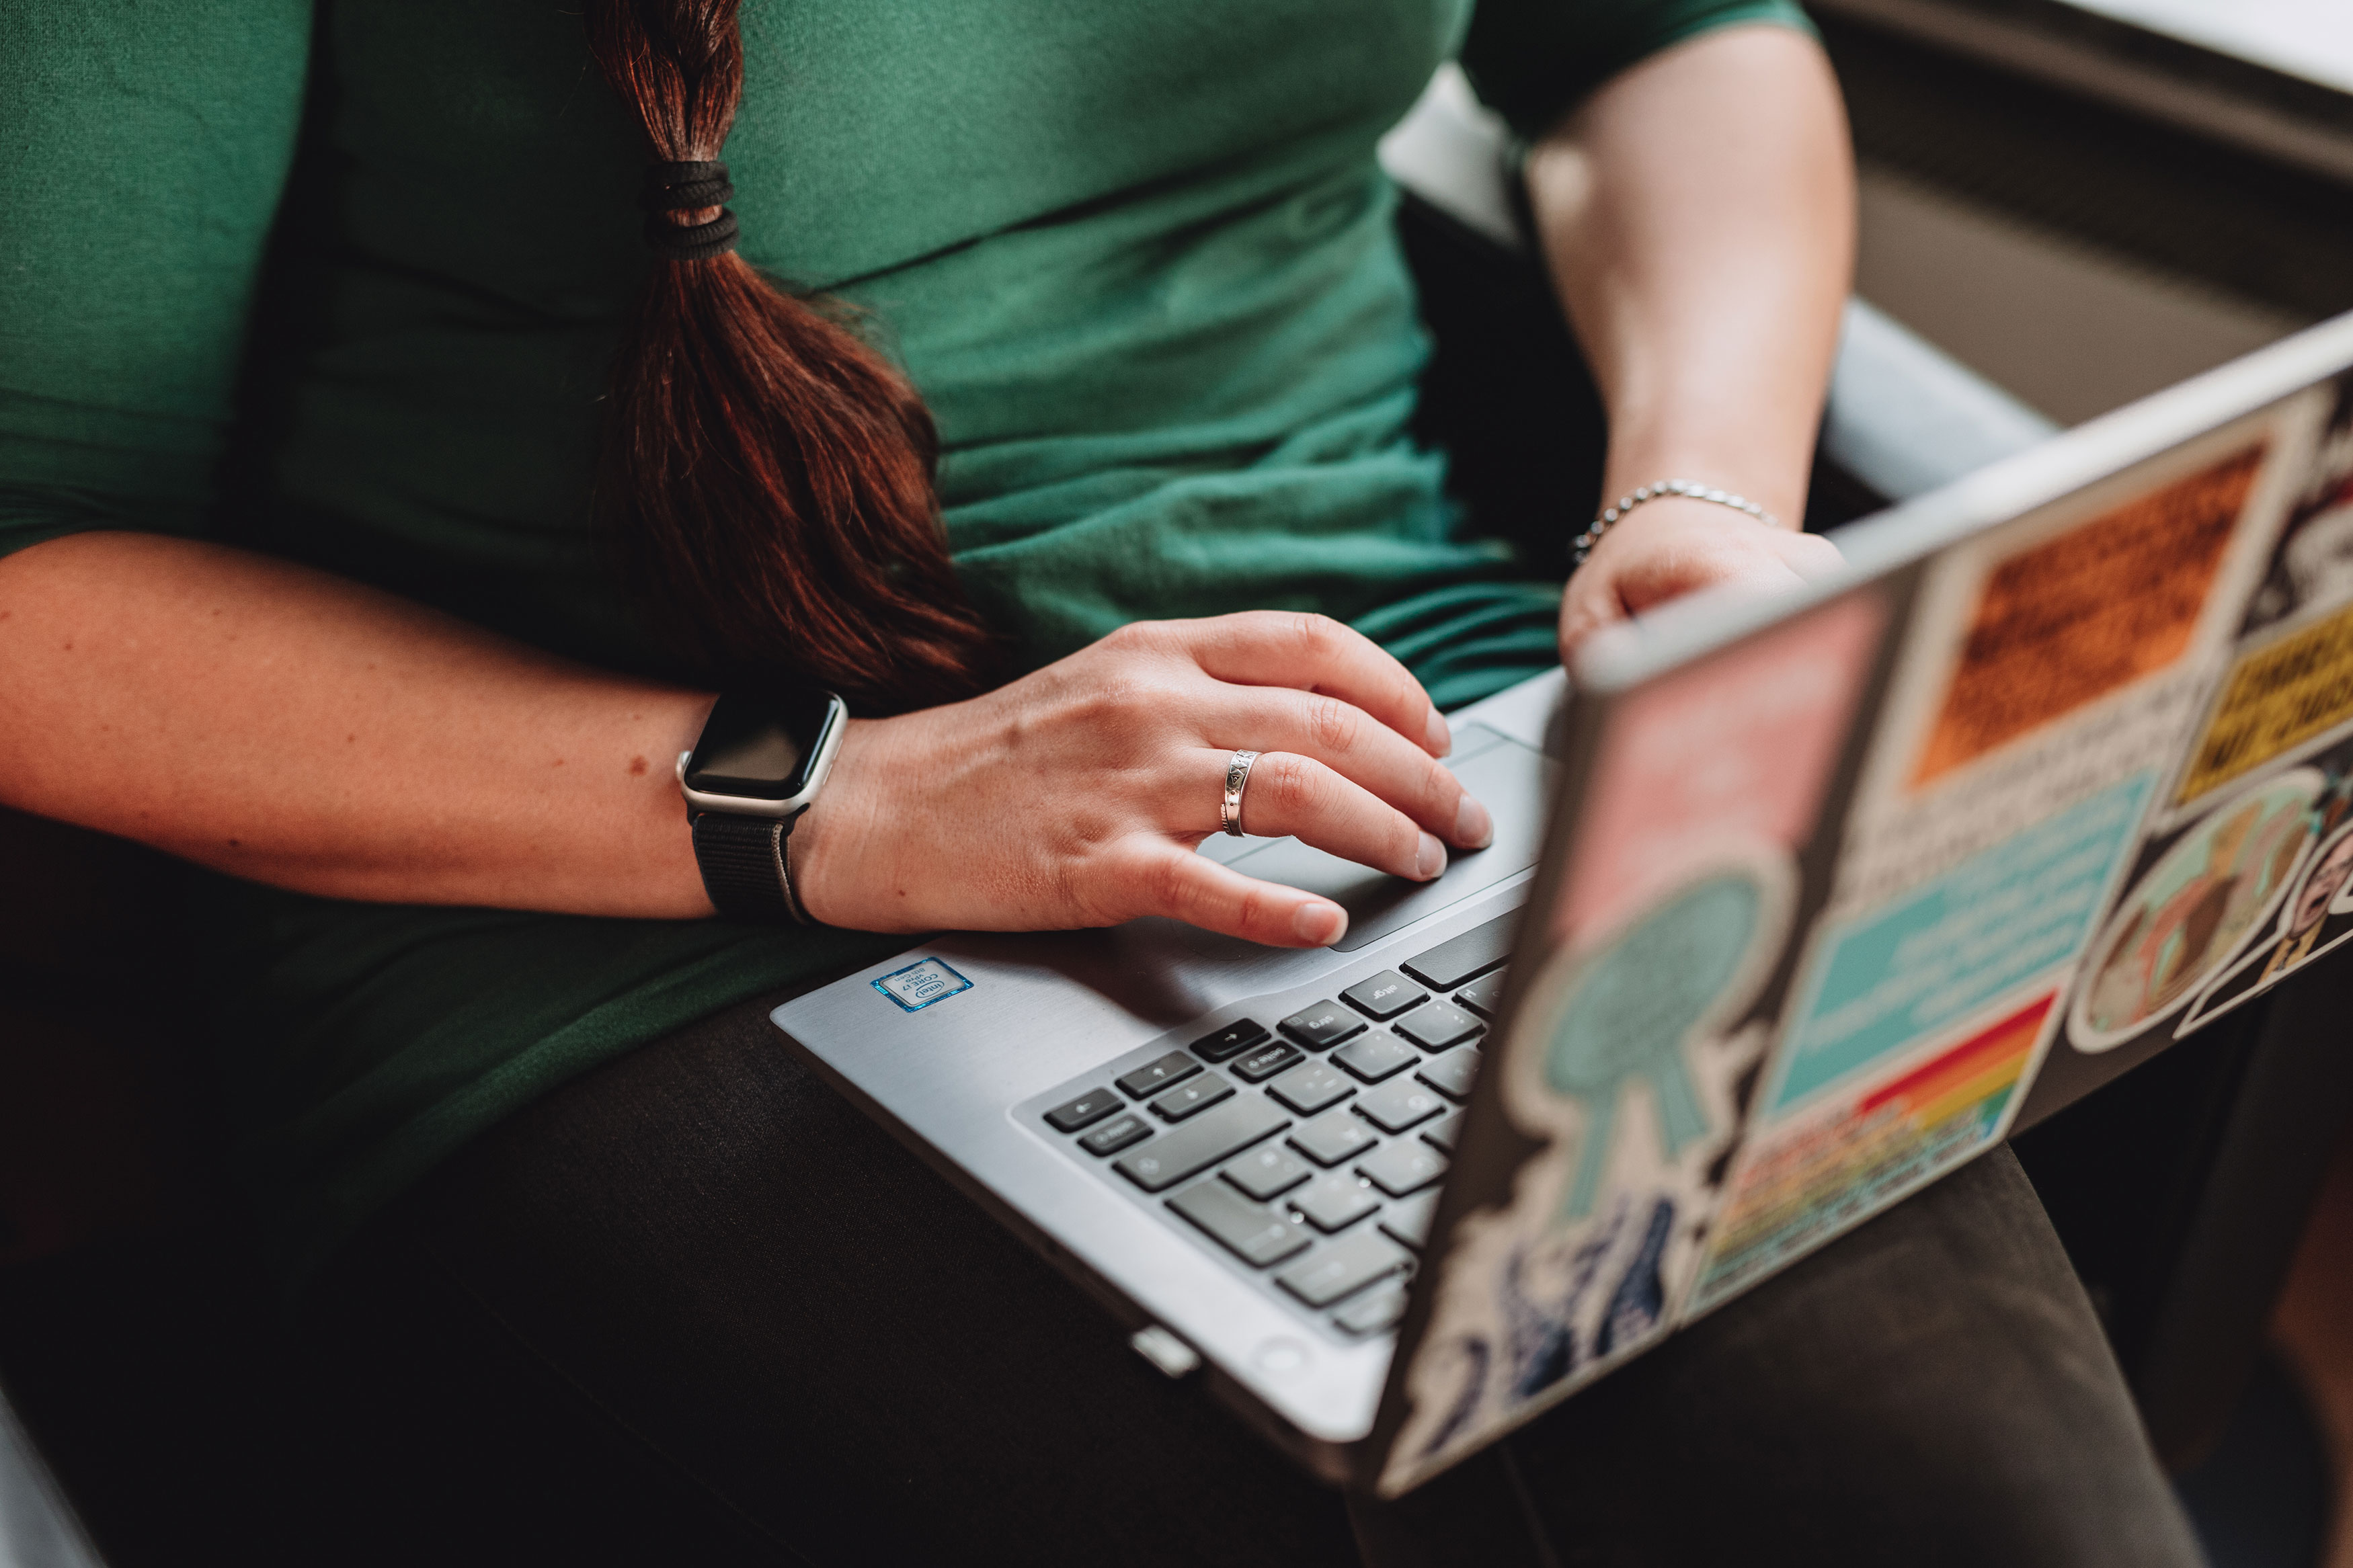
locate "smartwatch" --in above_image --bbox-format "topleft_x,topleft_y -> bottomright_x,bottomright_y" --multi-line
676,687 -> 848,924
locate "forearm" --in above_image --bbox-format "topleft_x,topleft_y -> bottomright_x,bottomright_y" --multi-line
1529,24 -> 1853,524
0,532 -> 715,917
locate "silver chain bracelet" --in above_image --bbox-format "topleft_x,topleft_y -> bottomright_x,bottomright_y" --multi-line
1570,480 -> 1782,569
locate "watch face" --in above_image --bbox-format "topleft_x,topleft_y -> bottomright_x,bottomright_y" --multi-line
684,688 -> 839,802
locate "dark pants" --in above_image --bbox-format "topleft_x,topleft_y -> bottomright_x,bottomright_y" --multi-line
309,991 -> 2205,1568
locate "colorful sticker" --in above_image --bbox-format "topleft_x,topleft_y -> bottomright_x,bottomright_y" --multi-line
2070,769 -> 2321,1052
2020,388 -> 2338,1098
1556,593 -> 1884,944
1696,423 -> 2303,1294
2239,384 -> 2353,639
1380,595 -> 1890,1492
2177,808 -> 2353,1034
1771,772 -> 2152,1112
1390,850 -> 1794,1481
1910,446 -> 2265,788
1835,413 -> 2301,923
2174,598 -> 2353,806
2171,387 -> 2353,810
1533,869 -> 1780,1220
1691,992 -> 2052,1309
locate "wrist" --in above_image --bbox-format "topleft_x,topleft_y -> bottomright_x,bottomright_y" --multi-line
678,687 -> 847,924
1596,456 -> 1805,532
778,730 -> 847,928
779,714 -> 891,931
1575,483 -> 1786,571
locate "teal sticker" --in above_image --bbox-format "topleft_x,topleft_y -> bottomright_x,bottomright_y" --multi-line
1543,872 -> 1764,1219
1771,772 -> 2153,1113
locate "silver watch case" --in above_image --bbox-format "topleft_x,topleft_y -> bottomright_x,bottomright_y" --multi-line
674,692 -> 848,820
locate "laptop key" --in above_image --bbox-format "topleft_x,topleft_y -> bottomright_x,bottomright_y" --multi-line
1114,1097 -> 1289,1192
1045,1087 -> 1122,1132
1341,970 -> 1429,1020
1289,1108 -> 1379,1166
1417,1044 -> 1480,1101
1380,1188 -> 1441,1249
1421,1110 -> 1466,1152
1291,1170 -> 1381,1233
1278,1003 -> 1365,1052
1151,1071 -> 1236,1122
1394,1000 -> 1482,1052
1234,1041 -> 1304,1083
1224,1143 -> 1311,1201
1453,969 -> 1509,1019
1333,1282 -> 1410,1335
1079,1112 -> 1153,1157
1332,1033 -> 1417,1083
1401,913 -> 1515,991
1277,1229 -> 1413,1308
1170,1180 -> 1313,1268
1117,1051 -> 1201,1099
1359,1140 -> 1447,1197
1357,1077 -> 1445,1134
1191,1019 -> 1270,1063
1267,1060 -> 1355,1116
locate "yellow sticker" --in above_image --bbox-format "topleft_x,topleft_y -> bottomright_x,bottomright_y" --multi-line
2177,599 -> 2353,804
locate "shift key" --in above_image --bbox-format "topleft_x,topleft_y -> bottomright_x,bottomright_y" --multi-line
1115,1096 -> 1289,1193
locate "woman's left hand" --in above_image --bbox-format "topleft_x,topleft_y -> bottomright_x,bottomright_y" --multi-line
1558,497 -> 1845,654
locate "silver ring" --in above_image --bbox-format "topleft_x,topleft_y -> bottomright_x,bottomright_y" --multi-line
1220,749 -> 1261,837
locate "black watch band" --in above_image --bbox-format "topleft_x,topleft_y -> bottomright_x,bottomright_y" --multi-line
690,809 -> 814,925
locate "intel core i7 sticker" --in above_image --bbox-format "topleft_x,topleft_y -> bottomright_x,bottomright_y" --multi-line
873,958 -> 973,1012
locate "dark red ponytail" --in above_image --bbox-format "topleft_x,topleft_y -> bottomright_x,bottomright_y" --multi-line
584,0 -> 998,712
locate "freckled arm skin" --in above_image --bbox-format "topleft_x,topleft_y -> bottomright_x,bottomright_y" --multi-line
0,531 -> 719,917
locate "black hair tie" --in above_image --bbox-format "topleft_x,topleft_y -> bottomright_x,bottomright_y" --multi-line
640,159 -> 738,262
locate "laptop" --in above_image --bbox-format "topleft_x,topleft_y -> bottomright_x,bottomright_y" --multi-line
773,308 -> 2353,1496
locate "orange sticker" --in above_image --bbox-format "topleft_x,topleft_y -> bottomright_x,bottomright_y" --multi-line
1912,446 -> 2265,787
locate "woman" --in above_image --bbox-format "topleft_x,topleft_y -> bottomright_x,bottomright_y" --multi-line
0,0 -> 2198,1562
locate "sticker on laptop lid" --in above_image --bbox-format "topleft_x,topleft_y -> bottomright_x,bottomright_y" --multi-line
873,957 -> 972,1012
2176,813 -> 2353,1036
1376,595 -> 1884,1497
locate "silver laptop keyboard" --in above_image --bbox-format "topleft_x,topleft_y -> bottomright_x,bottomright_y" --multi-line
1026,913 -> 1513,1340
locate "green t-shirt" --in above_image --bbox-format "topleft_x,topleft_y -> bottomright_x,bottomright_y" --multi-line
0,0 -> 1806,1284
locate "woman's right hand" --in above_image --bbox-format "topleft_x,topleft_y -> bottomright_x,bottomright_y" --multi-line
790,612 -> 1496,948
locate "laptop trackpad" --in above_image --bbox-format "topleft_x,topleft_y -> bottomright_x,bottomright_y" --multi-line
1220,733 -> 1554,952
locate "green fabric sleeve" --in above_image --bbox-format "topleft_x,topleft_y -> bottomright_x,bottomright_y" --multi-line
1459,0 -> 1815,141
0,0 -> 312,554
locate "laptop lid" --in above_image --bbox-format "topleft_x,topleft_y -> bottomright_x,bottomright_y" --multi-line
1365,310 -> 2353,1495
